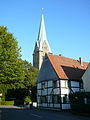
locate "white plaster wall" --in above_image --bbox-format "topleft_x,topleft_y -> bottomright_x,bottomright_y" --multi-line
33,102 -> 37,107
71,81 -> 79,87
82,64 -> 90,92
61,80 -> 68,88
37,83 -> 41,89
48,81 -> 53,87
61,88 -> 69,94
62,104 -> 71,109
57,80 -> 60,87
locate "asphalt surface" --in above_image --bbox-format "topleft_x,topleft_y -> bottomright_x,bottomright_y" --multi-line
0,106 -> 90,120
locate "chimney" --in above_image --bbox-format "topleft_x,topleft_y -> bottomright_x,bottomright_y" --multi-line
79,57 -> 83,66
59,54 -> 63,56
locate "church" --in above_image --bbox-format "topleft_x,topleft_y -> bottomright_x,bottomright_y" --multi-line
33,15 -> 89,110
33,14 -> 52,70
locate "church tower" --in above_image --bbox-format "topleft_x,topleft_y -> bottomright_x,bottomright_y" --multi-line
33,15 -> 52,70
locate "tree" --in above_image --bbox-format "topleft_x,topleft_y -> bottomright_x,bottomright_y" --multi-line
0,26 -> 38,102
0,26 -> 25,89
23,60 -> 38,88
22,60 -> 38,101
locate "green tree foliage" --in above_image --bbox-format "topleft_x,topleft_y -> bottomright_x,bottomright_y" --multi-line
0,26 -> 25,88
24,96 -> 32,103
0,26 -> 38,101
23,60 -> 38,89
21,60 -> 38,101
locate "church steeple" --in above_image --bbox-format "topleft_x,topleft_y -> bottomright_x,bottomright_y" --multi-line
33,15 -> 52,70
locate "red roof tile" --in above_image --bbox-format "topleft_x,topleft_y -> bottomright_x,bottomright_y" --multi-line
47,54 -> 89,80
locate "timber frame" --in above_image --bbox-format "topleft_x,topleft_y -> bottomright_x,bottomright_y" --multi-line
37,78 -> 83,110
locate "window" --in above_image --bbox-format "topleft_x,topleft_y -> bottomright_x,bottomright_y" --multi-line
54,95 -> 60,104
48,95 -> 53,103
42,82 -> 45,90
41,96 -> 47,103
62,94 -> 69,104
63,95 -> 67,103
53,81 -> 57,88
80,83 -> 83,89
87,98 -> 90,104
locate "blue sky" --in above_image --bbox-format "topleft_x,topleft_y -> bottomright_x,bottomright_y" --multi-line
0,0 -> 90,63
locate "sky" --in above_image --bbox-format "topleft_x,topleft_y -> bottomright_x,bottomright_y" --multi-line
0,0 -> 90,64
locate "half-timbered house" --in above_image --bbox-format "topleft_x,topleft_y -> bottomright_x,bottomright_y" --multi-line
37,54 -> 89,110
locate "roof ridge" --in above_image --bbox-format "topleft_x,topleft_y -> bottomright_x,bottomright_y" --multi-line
47,53 -> 89,63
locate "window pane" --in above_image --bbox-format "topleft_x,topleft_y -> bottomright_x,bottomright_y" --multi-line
53,81 -> 57,87
62,94 -> 69,104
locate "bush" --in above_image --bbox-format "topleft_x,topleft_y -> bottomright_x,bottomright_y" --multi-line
0,101 -> 14,105
69,92 -> 90,113
5,88 -> 28,101
14,100 -> 24,105
24,96 -> 32,103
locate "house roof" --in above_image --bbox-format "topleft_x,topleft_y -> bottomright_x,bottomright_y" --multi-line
47,54 -> 89,80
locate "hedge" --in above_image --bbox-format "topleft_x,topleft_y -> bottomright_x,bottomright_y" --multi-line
0,101 -> 14,105
69,92 -> 90,113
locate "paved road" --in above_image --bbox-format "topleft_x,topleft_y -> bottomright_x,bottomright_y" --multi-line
0,107 -> 90,120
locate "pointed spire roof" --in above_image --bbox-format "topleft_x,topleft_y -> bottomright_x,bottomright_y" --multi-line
36,14 -> 52,53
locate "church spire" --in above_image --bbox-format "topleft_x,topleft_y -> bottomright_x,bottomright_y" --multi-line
33,14 -> 52,70
37,14 -> 52,53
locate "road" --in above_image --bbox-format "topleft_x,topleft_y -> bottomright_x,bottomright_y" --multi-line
0,106 -> 90,120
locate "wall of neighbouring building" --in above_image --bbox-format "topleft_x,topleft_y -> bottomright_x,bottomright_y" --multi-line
82,64 -> 90,92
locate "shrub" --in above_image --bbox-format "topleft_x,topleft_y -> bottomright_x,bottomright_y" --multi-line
69,92 -> 90,113
24,96 -> 32,103
14,100 -> 24,105
0,101 -> 14,105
